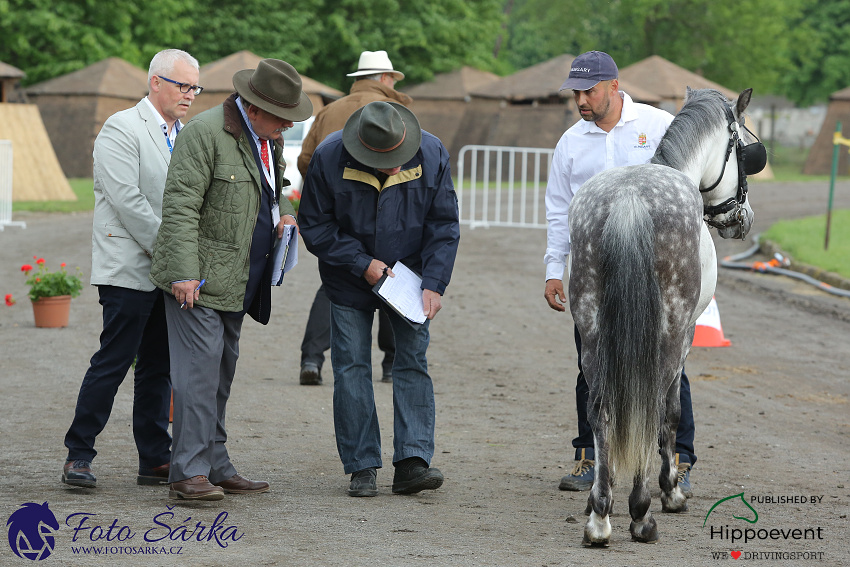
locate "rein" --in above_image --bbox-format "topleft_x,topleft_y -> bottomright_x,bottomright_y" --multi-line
698,106 -> 753,237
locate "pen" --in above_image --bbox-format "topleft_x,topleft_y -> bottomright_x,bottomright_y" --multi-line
181,279 -> 206,308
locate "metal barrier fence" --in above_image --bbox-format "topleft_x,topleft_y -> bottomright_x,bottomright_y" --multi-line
455,145 -> 553,229
0,140 -> 26,230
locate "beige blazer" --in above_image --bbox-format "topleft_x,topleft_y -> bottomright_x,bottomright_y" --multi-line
90,99 -> 174,291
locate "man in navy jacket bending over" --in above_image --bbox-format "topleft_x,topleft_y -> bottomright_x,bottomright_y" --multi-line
298,101 -> 460,498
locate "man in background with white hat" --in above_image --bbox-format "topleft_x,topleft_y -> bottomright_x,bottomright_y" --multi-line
299,101 -> 459,498
150,59 -> 312,500
296,50 -> 413,387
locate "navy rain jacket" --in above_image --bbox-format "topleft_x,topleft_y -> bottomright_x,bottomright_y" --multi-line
298,130 -> 460,310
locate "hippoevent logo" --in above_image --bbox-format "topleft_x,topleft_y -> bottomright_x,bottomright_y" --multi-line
6,503 -> 59,561
704,492 -> 826,561
6,502 -> 245,560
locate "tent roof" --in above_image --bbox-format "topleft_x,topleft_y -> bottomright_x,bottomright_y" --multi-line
469,53 -> 660,104
0,103 -> 75,201
619,55 -> 737,101
199,50 -> 343,97
830,85 -> 850,101
25,57 -> 147,98
402,66 -> 500,100
0,61 -> 25,79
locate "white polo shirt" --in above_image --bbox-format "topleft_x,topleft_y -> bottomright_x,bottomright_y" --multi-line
544,91 -> 674,281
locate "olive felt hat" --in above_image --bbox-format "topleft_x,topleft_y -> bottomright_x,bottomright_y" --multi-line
232,59 -> 313,122
342,101 -> 422,169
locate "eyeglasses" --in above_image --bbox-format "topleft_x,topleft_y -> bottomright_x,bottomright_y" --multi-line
158,76 -> 204,95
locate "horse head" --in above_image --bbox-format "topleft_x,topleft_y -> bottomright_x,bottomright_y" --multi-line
692,87 -> 764,240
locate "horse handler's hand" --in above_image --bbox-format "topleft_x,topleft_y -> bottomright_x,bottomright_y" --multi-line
544,279 -> 567,312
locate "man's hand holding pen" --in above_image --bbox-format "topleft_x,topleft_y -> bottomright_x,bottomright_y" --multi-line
172,279 -> 206,309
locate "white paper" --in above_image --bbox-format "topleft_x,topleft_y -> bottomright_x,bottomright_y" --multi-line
271,225 -> 298,285
375,261 -> 426,324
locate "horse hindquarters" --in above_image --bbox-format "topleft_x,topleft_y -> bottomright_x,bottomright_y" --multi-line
598,191 -> 665,543
572,183 -> 664,545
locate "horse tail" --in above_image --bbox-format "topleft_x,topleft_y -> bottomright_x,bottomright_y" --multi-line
596,189 -> 663,482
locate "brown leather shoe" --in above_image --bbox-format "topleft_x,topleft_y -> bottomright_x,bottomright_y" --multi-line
137,462 -> 170,486
169,475 -> 225,500
213,474 -> 270,494
62,459 -> 96,488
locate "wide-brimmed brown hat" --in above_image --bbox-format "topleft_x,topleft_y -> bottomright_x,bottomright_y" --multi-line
342,101 -> 421,169
232,59 -> 313,122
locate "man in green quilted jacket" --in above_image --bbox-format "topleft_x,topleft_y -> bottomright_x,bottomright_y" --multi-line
149,59 -> 312,500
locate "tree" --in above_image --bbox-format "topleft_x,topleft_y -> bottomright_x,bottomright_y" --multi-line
779,0 -> 850,105
0,0 -> 195,85
500,0 -> 801,99
301,0 -> 505,90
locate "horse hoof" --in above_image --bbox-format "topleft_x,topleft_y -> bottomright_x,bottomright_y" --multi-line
661,489 -> 689,513
582,534 -> 610,547
629,517 -> 658,543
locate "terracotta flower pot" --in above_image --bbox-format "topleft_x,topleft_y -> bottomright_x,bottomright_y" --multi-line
31,295 -> 72,328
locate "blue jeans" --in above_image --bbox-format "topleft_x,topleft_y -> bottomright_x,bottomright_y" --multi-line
330,302 -> 434,474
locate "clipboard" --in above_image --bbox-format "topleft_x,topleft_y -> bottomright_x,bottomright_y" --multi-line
271,225 -> 298,285
371,261 -> 426,328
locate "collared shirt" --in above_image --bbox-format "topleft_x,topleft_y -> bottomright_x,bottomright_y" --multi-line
235,96 -> 275,192
544,91 -> 674,280
142,96 -> 181,152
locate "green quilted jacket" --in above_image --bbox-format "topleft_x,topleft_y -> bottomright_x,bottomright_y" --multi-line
149,94 -> 297,312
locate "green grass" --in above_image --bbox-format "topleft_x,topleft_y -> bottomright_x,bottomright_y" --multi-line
761,209 -> 850,279
13,178 -> 94,213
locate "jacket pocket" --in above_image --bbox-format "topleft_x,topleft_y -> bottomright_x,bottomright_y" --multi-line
210,165 -> 254,212
198,236 -> 241,300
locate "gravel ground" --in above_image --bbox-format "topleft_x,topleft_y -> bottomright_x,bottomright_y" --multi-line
0,180 -> 848,566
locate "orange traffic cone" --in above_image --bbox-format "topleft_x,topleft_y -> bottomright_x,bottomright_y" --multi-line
692,296 -> 731,347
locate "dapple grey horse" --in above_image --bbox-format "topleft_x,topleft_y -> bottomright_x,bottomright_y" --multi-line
568,88 -> 764,545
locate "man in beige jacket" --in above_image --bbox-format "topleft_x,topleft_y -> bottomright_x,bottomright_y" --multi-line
62,49 -> 202,489
297,50 -> 412,387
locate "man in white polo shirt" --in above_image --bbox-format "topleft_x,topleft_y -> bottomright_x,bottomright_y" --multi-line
543,50 -> 697,497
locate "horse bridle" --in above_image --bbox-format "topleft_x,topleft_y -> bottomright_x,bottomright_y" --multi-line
699,106 -> 766,236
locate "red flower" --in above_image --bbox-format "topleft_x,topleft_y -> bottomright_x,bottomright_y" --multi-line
4,294 -> 14,306
60,263 -> 66,268
21,264 -> 33,273
36,258 -> 45,265
35,277 -> 41,282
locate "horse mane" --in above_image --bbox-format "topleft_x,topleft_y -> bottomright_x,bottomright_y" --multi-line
651,88 -> 731,170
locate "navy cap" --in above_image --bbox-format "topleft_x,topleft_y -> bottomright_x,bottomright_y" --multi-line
559,51 -> 618,91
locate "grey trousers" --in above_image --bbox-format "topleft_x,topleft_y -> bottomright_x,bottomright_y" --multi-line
164,298 -> 243,484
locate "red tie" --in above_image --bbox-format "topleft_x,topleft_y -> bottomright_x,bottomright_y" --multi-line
260,139 -> 270,173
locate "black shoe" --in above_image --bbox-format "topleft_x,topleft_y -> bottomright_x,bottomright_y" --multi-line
348,468 -> 378,497
62,459 -> 96,488
137,462 -> 170,486
381,360 -> 393,383
392,457 -> 443,494
300,363 -> 322,385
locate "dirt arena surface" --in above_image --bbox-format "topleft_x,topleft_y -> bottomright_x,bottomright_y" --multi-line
1,180 -> 848,566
